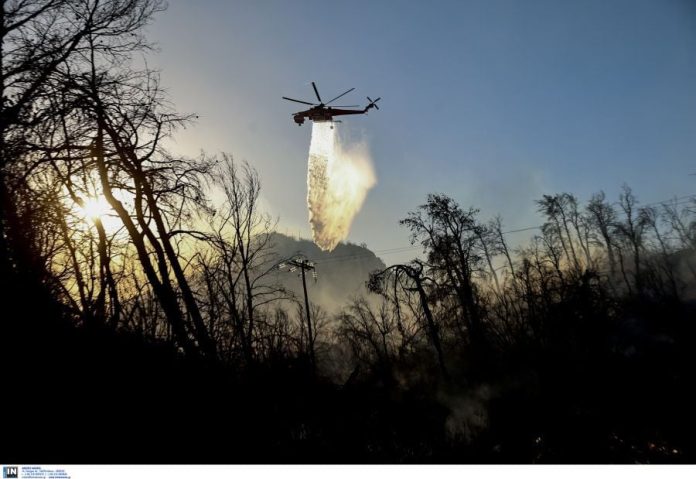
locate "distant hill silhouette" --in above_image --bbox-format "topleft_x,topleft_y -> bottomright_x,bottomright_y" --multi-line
268,233 -> 386,312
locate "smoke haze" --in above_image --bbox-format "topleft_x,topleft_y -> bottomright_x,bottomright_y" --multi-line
307,122 -> 376,251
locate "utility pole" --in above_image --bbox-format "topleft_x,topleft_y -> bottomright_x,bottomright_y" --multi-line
283,256 -> 317,370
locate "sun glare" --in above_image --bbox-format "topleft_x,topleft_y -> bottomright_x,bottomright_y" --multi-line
79,196 -> 112,220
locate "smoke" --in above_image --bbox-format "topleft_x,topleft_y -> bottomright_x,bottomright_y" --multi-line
441,385 -> 493,443
307,122 -> 376,251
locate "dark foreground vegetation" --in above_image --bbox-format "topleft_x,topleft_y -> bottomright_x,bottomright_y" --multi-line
2,0 -> 696,463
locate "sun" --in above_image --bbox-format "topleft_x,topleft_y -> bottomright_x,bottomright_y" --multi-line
73,193 -> 124,234
79,196 -> 112,220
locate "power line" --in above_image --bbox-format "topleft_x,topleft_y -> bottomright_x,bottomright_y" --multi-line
501,225 -> 541,235
299,193 -> 696,267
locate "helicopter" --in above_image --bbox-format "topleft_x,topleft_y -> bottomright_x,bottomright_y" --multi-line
282,82 -> 380,126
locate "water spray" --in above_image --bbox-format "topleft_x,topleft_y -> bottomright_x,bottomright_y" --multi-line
306,122 -> 376,251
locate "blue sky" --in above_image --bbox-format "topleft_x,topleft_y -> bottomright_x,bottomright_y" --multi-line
147,0 -> 696,263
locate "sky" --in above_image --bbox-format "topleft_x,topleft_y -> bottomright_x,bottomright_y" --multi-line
146,0 -> 696,264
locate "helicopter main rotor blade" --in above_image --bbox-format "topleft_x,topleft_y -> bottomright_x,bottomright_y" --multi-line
326,87 -> 355,105
312,82 -> 323,103
329,105 -> 360,108
282,97 -> 316,106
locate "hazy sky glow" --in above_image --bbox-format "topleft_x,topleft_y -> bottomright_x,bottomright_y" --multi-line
148,0 -> 696,264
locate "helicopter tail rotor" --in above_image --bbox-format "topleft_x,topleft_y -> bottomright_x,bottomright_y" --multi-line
367,96 -> 381,110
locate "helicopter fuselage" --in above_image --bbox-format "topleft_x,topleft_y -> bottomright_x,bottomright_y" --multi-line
292,105 -> 373,126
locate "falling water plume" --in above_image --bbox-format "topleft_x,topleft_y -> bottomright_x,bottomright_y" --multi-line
307,122 -> 376,251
